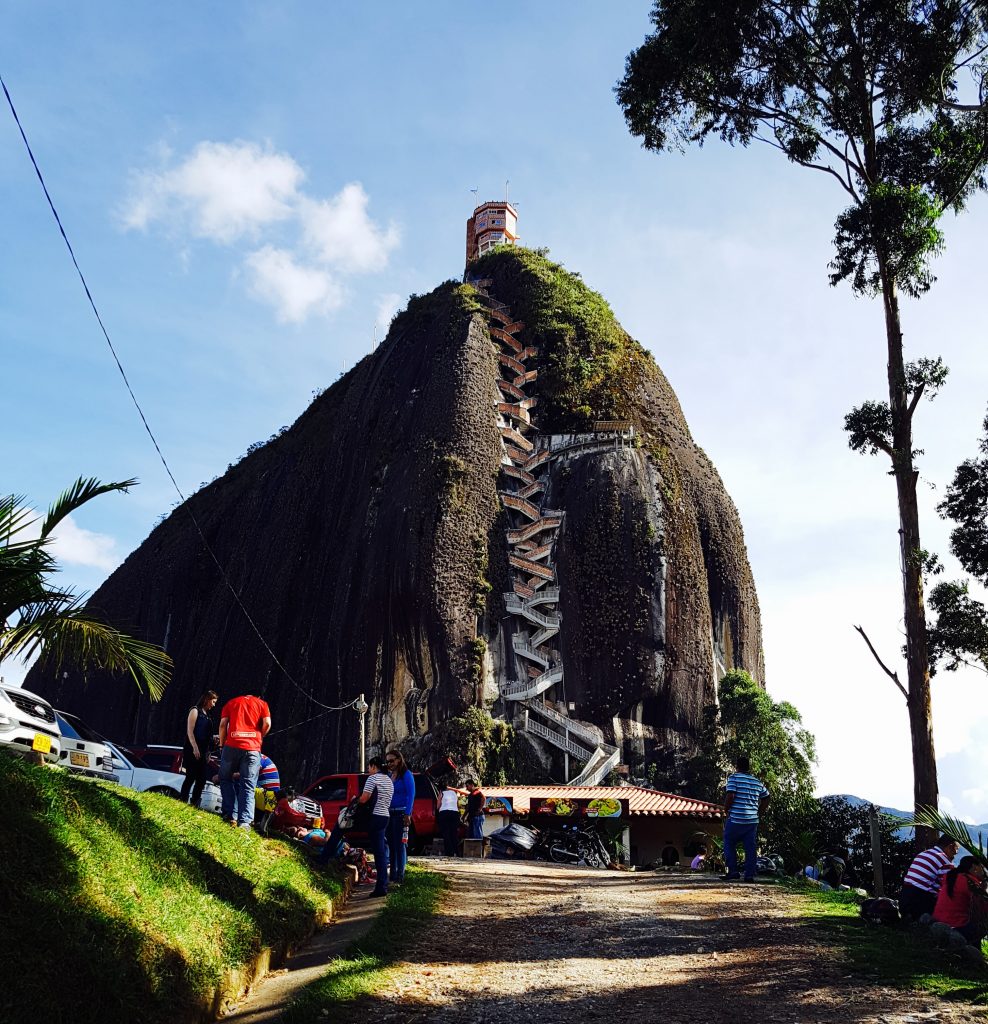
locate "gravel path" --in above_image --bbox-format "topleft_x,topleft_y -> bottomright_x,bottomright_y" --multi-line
347,859 -> 984,1023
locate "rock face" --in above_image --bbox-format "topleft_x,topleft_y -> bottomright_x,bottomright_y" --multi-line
31,249 -> 763,785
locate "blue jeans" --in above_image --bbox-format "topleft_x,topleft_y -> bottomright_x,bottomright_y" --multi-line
388,809 -> 407,883
219,746 -> 261,826
723,819 -> 758,879
469,814 -> 485,840
368,815 -> 390,894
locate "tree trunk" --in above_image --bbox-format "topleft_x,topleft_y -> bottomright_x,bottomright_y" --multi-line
880,266 -> 939,852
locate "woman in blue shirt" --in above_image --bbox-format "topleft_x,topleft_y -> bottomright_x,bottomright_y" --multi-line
387,749 -> 415,884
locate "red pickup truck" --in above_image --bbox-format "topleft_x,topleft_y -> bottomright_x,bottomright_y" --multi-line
303,758 -> 455,853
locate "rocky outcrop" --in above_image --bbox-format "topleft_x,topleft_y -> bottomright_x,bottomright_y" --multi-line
31,250 -> 762,785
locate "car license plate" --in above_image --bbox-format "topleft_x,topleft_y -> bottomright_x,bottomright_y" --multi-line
69,751 -> 90,768
32,734 -> 51,754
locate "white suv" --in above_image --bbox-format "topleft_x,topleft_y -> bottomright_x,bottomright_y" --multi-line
55,710 -> 117,780
0,681 -> 62,765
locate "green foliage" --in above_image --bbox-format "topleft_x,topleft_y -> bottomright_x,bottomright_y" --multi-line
940,407 -> 988,585
716,669 -> 818,853
471,246 -> 645,433
617,1 -> 988,300
845,356 -> 950,463
0,479 -> 172,699
0,752 -> 343,1024
928,580 -> 988,674
432,706 -> 520,785
282,867 -> 446,1023
812,796 -> 914,897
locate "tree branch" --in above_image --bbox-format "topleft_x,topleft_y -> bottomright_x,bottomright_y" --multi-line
907,382 -> 927,418
854,624 -> 909,700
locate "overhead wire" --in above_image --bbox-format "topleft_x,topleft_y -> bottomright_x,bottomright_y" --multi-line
1,74 -> 346,715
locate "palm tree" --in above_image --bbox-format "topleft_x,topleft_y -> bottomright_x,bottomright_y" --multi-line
0,477 -> 171,700
910,807 -> 988,868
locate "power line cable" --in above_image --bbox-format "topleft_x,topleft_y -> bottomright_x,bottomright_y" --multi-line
1,73 -> 343,713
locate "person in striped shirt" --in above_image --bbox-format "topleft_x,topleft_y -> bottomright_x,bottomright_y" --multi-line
722,754 -> 769,882
359,756 -> 394,897
899,835 -> 960,920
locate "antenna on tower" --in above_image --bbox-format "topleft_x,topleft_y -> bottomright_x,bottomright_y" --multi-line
505,179 -> 510,203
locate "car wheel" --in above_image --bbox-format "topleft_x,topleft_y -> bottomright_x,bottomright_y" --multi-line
147,785 -> 181,798
407,824 -> 424,855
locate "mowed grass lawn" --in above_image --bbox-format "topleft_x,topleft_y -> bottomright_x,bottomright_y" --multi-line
0,752 -> 343,1024
282,866 -> 447,1023
796,885 -> 988,1004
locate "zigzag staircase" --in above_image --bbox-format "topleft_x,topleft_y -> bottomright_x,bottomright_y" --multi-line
466,273 -> 619,786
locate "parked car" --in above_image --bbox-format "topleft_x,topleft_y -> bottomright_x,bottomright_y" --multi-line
104,741 -> 223,815
0,681 -> 61,765
55,710 -> 116,780
118,742 -> 220,778
303,758 -> 456,853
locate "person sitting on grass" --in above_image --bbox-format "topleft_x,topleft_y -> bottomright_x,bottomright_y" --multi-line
899,834 -> 960,921
932,856 -> 988,945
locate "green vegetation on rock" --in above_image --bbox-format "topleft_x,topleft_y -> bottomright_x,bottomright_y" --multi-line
0,753 -> 343,1024
472,246 -> 653,433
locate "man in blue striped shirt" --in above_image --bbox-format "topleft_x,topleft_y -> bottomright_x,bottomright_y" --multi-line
723,754 -> 769,882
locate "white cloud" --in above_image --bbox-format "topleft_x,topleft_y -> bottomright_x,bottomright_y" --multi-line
244,246 -> 344,324
123,141 -> 304,243
123,142 -> 400,323
300,184 -> 400,272
49,516 -> 120,572
375,292 -> 403,331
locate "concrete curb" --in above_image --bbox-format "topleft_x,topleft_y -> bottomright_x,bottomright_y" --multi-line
211,865 -> 388,1023
193,863 -> 362,1022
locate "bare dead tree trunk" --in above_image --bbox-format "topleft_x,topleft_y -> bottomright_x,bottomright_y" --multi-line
880,268 -> 938,852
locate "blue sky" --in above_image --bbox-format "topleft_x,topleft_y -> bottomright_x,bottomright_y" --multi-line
3,2 -> 987,819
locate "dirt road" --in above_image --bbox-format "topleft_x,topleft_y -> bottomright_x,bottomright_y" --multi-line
351,860 -> 983,1023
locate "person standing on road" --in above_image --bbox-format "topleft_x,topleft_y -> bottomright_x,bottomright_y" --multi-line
899,834 -> 960,920
359,755 -> 393,897
465,778 -> 486,840
438,781 -> 462,856
387,749 -> 414,885
180,690 -> 218,808
722,754 -> 769,882
218,693 -> 271,829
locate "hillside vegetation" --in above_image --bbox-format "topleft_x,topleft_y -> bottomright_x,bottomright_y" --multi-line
0,754 -> 342,1024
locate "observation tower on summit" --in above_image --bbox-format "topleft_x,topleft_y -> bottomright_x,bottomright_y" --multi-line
465,200 -> 518,264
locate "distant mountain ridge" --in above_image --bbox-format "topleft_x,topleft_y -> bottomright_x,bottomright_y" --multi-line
828,793 -> 988,841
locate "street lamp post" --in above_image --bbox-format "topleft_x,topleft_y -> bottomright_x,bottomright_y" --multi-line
355,693 -> 369,772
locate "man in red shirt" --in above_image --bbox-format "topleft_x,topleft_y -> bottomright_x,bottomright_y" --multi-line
218,694 -> 272,828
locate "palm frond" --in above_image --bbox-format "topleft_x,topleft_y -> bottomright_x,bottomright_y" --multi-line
1,606 -> 171,701
0,494 -> 39,545
41,477 -> 138,539
909,806 -> 988,865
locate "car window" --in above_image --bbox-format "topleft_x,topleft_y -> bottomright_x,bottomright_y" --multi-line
55,712 -> 81,739
140,753 -> 180,773
413,772 -> 437,800
307,777 -> 350,802
114,746 -> 150,769
56,711 -> 106,743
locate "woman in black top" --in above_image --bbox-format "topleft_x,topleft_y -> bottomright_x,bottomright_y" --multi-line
180,690 -> 218,807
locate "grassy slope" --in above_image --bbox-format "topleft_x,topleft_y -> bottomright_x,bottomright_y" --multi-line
282,867 -> 447,1023
0,753 -> 343,1024
795,884 -> 988,1004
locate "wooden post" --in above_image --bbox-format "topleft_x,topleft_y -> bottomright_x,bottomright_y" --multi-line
869,805 -> 885,897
